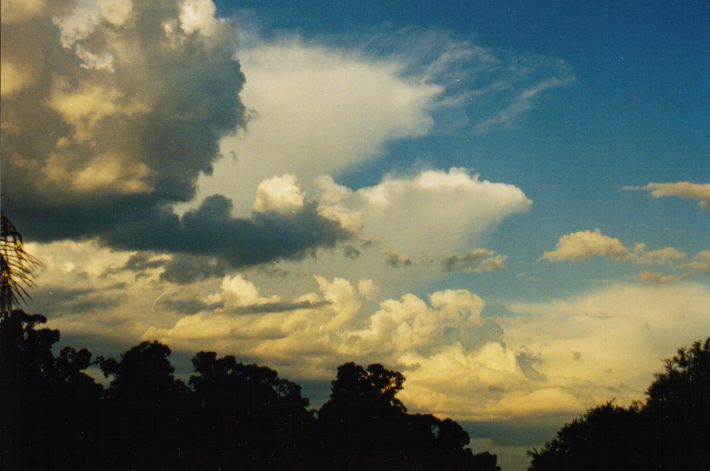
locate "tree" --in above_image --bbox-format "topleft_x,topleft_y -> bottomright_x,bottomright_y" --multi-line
319,362 -> 406,420
189,352 -> 313,468
0,310 -> 103,469
645,339 -> 710,470
98,341 -> 193,469
316,362 -> 493,471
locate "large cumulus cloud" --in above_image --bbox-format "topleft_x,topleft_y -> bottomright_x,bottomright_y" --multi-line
1,0 -> 347,265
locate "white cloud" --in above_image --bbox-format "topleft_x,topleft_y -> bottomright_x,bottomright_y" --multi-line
253,174 -> 306,214
214,275 -> 280,307
541,229 -> 628,262
625,182 -> 710,209
185,39 -> 442,215
320,168 -> 531,258
541,229 -> 709,283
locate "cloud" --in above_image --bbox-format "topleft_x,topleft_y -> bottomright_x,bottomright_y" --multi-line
234,168 -> 531,299
318,169 -> 531,258
505,282 -> 710,403
443,248 -> 507,273
253,174 -> 306,215
185,30 -> 572,216
540,229 -> 629,262
475,75 -> 574,134
1,0 -> 239,232
28,238 -> 710,424
625,182 -> 710,209
680,250 -> 710,274
541,229 -> 690,265
386,252 -> 413,268
541,229 -> 708,282
101,194 -> 349,268
185,36 -> 444,215
1,0 -> 349,267
637,271 -> 693,284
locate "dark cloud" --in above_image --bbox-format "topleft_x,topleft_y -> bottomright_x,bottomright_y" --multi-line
1,0 -> 349,267
231,299 -> 331,315
160,254 -> 228,284
123,253 -> 166,272
515,351 -> 546,381
161,298 -> 222,315
386,252 -> 412,268
160,295 -> 329,316
31,284 -> 125,315
102,196 -> 349,268
442,249 -> 506,273
343,245 -> 361,259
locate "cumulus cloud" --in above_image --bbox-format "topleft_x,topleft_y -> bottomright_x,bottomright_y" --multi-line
236,168 -> 532,299
625,182 -> 710,209
27,238 -> 710,423
540,229 -> 629,262
443,248 -> 507,273
253,174 -> 306,215
1,0 -> 347,267
101,194 -> 349,268
541,229 -> 708,282
318,169 -> 531,259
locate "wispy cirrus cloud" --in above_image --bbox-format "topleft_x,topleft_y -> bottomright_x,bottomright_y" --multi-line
475,75 -> 574,134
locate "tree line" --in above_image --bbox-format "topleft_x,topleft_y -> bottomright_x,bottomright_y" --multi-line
0,308 -> 501,470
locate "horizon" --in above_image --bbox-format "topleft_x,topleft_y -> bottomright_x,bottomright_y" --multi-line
1,1 -> 709,469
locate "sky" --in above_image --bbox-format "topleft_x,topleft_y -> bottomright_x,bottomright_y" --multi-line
1,0 -> 709,469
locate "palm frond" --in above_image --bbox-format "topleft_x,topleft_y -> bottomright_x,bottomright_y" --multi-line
1,210 -> 41,313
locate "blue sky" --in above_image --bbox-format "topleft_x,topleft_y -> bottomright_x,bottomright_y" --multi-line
2,1 -> 708,469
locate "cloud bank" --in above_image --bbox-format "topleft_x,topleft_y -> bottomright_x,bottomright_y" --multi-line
29,238 -> 710,423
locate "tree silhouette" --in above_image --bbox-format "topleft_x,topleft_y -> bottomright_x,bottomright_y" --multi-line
0,310 -> 103,470
189,351 -> 313,468
645,339 -> 710,470
98,341 -> 194,469
317,362 -> 498,471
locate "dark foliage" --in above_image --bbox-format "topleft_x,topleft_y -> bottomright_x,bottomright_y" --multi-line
0,310 -> 104,469
528,338 -> 710,471
0,310 -> 497,470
